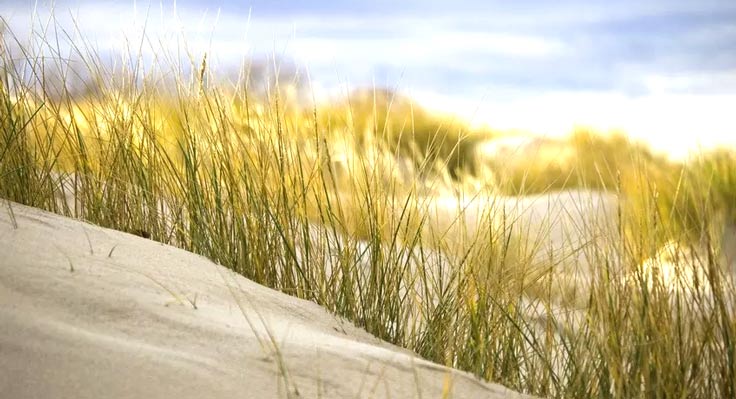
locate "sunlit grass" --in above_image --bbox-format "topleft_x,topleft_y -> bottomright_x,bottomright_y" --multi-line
2,13 -> 736,398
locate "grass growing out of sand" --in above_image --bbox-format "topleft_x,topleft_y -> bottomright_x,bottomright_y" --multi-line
2,15 -> 736,398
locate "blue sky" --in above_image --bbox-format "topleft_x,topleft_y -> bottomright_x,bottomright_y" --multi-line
3,0 -> 736,157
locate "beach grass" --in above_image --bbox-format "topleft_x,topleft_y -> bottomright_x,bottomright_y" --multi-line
2,14 -> 736,398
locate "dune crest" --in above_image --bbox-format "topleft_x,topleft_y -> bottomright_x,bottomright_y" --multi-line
0,201 -> 532,399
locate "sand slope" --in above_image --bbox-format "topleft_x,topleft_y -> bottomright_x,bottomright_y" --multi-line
0,201 -> 532,399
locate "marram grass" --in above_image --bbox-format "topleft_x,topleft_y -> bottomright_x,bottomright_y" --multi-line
2,15 -> 736,398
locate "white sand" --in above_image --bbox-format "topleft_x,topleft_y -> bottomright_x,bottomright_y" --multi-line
0,201 -> 533,399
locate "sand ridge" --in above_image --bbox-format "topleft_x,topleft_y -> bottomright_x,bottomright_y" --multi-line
0,200 -> 533,399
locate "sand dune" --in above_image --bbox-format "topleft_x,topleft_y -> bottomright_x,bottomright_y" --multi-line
0,201 -> 533,399
425,190 -> 619,291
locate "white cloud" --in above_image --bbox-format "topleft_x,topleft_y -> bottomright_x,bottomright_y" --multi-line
644,71 -> 736,94
414,90 -> 736,159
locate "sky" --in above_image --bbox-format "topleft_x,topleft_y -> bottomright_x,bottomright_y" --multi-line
2,0 -> 736,158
